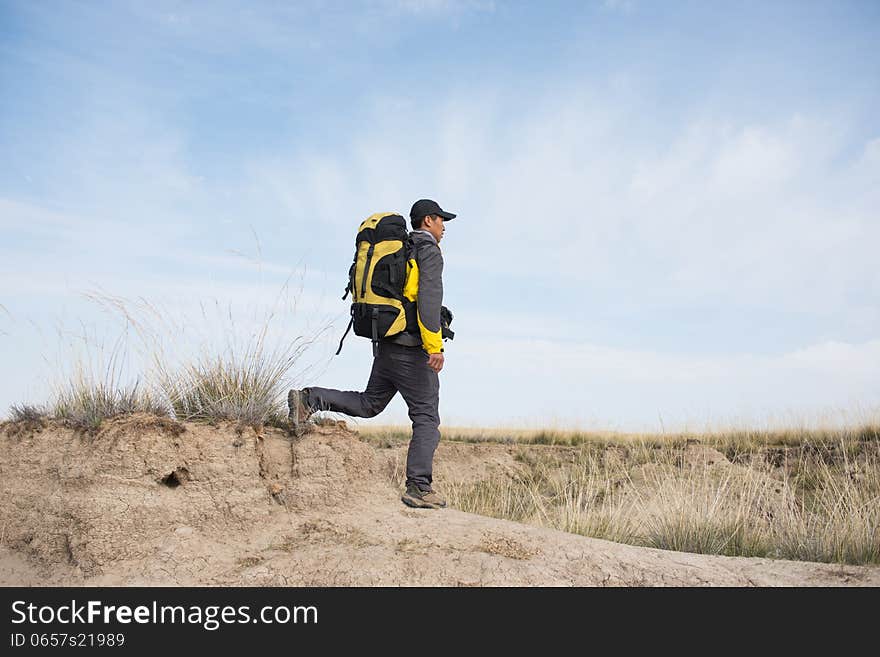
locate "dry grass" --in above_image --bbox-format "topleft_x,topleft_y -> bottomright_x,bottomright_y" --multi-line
360,421 -> 880,449
8,403 -> 49,423
153,336 -> 308,426
51,379 -> 168,431
6,284 -> 330,430
16,329 -> 171,431
92,289 -> 326,427
376,423 -> 880,565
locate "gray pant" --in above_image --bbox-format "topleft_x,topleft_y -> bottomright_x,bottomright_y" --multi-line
307,340 -> 441,491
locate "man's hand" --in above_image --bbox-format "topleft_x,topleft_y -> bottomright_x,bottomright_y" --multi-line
427,352 -> 444,373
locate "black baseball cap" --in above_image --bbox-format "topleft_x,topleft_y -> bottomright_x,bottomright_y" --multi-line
410,199 -> 456,221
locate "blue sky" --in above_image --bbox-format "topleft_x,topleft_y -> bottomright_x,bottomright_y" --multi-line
1,0 -> 878,430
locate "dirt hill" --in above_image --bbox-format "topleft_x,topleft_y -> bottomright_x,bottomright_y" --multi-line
0,415 -> 876,586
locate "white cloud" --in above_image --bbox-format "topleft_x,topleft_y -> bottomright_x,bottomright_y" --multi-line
240,87 -> 879,322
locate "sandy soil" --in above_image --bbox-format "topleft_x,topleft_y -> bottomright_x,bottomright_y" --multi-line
0,415 -> 877,586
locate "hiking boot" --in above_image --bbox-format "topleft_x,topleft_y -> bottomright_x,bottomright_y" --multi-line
401,485 -> 447,509
287,388 -> 314,433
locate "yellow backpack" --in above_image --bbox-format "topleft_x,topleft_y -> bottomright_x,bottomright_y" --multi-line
335,213 -> 418,355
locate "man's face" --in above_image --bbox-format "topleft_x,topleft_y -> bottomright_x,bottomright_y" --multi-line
423,214 -> 445,243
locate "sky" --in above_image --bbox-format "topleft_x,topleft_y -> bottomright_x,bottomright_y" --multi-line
1,0 -> 878,431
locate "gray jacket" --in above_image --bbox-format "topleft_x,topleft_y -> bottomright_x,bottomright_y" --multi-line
385,230 -> 444,352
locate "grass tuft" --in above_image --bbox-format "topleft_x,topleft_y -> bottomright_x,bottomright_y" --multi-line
51,379 -> 168,431
8,403 -> 49,423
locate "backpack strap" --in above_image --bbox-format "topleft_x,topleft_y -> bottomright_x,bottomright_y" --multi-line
341,257 -> 356,300
335,309 -> 355,356
371,307 -> 379,358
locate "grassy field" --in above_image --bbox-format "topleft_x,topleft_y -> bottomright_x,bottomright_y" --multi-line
362,422 -> 880,565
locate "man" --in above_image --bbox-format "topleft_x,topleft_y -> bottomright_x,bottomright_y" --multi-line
288,198 -> 454,509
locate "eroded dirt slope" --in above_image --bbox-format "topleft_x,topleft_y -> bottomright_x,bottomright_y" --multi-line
0,415 -> 876,586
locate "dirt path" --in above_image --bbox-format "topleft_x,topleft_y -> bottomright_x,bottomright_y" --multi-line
0,416 -> 877,586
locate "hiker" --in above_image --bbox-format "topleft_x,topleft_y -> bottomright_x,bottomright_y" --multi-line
288,199 -> 455,509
